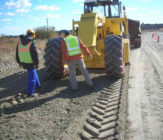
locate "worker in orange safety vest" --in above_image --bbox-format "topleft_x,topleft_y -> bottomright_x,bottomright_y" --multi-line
16,29 -> 41,97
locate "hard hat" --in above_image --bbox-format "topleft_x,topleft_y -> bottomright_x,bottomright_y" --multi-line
64,30 -> 71,36
27,29 -> 35,38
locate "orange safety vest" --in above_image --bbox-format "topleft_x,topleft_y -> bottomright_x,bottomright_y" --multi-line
18,40 -> 33,63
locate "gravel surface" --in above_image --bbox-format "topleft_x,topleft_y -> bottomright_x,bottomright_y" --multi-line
0,69 -> 112,139
0,32 -> 163,140
126,32 -> 163,140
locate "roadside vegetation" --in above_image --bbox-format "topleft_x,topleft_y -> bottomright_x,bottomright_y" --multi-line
0,26 -> 63,62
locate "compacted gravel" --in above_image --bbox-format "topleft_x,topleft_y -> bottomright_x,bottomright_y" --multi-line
0,32 -> 163,140
0,65 -> 116,139
126,31 -> 163,140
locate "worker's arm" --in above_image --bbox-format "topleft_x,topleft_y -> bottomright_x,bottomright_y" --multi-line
61,40 -> 69,62
78,38 -> 91,57
30,41 -> 39,67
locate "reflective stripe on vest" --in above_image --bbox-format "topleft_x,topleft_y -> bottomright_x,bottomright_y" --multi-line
18,40 -> 33,63
64,36 -> 81,56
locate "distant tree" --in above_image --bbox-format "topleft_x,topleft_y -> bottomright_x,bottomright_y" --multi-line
34,26 -> 57,39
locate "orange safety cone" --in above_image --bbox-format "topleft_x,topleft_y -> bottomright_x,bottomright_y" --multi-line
154,35 -> 157,40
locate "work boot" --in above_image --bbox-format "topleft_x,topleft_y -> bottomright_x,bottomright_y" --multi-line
26,93 -> 38,98
31,93 -> 39,97
21,94 -> 28,99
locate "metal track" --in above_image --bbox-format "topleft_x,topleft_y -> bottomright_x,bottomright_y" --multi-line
80,65 -> 129,140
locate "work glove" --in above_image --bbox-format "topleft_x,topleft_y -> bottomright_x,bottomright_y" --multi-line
89,54 -> 92,58
64,61 -> 68,65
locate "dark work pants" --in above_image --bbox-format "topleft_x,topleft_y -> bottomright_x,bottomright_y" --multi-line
27,68 -> 40,94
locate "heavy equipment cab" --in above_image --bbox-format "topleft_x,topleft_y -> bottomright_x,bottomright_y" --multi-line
84,0 -> 122,18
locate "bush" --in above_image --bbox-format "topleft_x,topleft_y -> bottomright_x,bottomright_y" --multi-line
34,26 -> 58,39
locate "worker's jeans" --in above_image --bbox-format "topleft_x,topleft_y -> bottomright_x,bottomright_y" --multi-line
27,68 -> 40,94
67,59 -> 93,90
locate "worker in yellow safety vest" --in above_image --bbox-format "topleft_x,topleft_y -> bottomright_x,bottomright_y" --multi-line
16,29 -> 41,97
61,30 -> 94,91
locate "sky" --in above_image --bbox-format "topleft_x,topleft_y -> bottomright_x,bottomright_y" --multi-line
0,0 -> 163,35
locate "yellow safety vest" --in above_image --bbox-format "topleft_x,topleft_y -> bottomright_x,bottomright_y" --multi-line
64,36 -> 81,56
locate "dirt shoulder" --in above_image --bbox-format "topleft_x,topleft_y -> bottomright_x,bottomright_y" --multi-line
126,32 -> 163,140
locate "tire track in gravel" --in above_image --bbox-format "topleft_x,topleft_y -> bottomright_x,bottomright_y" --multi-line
0,55 -> 47,110
0,71 -> 116,139
0,50 -> 129,139
0,67 -> 49,114
59,66 -> 129,140
0,55 -> 44,83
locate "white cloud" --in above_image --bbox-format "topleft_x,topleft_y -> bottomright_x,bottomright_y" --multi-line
34,17 -> 40,21
126,7 -> 138,12
5,0 -> 32,9
5,12 -> 15,16
80,3 -> 84,7
73,0 -> 84,3
35,5 -> 59,11
28,14 -> 32,18
27,15 -> 40,21
16,8 -> 29,13
1,18 -> 12,22
142,0 -> 149,2
46,14 -> 60,18
4,26 -> 21,30
73,10 -> 82,14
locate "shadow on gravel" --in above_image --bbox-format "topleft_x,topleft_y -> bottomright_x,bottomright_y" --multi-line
130,46 -> 140,50
0,68 -> 47,104
3,73 -> 118,115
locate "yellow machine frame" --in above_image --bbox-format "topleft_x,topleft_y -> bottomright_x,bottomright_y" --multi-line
72,3 -> 130,69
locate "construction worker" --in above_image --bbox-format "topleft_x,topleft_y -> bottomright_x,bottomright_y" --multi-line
61,30 -> 94,91
152,32 -> 155,38
16,29 -> 41,97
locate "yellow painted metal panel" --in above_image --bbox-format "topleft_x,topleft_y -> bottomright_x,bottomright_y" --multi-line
83,40 -> 105,68
78,13 -> 98,47
123,38 -> 130,64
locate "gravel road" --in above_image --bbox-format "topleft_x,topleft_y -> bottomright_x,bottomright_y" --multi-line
126,32 -> 163,140
0,32 -> 163,140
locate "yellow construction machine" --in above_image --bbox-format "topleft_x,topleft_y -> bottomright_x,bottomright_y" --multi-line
44,0 -> 130,78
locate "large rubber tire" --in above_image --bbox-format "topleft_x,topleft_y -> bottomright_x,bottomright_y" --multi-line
133,38 -> 141,47
104,35 -> 125,78
44,37 -> 68,78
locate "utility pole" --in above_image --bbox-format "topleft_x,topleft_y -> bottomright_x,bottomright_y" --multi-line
47,18 -> 49,39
